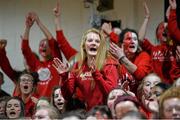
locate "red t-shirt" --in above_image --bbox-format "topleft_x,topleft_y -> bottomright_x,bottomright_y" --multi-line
141,39 -> 175,84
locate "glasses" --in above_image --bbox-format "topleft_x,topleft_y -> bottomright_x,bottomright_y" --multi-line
20,79 -> 33,83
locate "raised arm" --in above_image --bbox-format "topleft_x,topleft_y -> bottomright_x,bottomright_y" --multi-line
31,12 -> 53,40
21,13 -> 40,71
168,0 -> 180,43
53,1 -> 77,60
138,0 -> 150,42
0,40 -> 19,83
101,22 -> 119,44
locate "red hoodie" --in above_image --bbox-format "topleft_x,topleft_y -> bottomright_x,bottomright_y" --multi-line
62,57 -> 119,111
21,38 -> 62,98
118,51 -> 152,93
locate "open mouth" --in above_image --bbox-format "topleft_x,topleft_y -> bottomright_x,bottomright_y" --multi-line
90,48 -> 97,52
9,111 -> 16,116
24,85 -> 28,90
42,49 -> 47,52
129,45 -> 135,48
57,102 -> 64,106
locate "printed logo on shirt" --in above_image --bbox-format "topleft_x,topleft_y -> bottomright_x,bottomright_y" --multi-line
79,71 -> 94,81
37,68 -> 51,82
152,50 -> 174,61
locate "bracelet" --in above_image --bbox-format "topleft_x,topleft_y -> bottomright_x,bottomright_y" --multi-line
119,56 -> 126,62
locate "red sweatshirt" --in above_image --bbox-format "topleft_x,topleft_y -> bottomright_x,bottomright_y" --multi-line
62,57 -> 119,111
170,60 -> 180,81
21,39 -> 62,98
141,39 -> 175,84
168,9 -> 180,44
17,93 -> 39,117
119,51 -> 152,93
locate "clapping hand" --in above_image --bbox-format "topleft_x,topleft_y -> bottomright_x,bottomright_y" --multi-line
52,58 -> 69,74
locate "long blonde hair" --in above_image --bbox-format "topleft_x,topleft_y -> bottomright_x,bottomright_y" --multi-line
74,28 -> 109,73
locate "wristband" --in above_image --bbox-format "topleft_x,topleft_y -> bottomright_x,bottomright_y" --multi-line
119,56 -> 125,62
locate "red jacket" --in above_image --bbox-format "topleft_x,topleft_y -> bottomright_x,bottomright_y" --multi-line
62,57 -> 119,111
119,51 -> 152,93
141,39 -> 175,84
21,39 -> 62,98
168,9 -> 180,44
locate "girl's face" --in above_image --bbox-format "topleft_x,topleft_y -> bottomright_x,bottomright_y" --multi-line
156,22 -> 168,43
143,75 -> 161,99
6,99 -> 21,119
53,88 -> 65,111
123,32 -> 138,54
163,98 -> 180,119
19,74 -> 33,95
84,32 -> 101,57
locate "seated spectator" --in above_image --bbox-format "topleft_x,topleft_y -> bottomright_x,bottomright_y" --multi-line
113,95 -> 139,119
107,87 -> 135,118
159,86 -> 180,119
33,105 -> 60,119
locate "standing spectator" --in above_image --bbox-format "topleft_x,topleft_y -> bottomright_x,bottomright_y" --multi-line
109,28 -> 152,94
138,1 -> 177,84
21,12 -> 62,98
53,28 -> 119,111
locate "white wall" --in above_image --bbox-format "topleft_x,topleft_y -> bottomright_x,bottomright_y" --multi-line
0,0 -> 164,95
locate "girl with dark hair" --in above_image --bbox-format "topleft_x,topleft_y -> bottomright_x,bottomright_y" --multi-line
5,97 -> 25,119
51,86 -> 66,114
